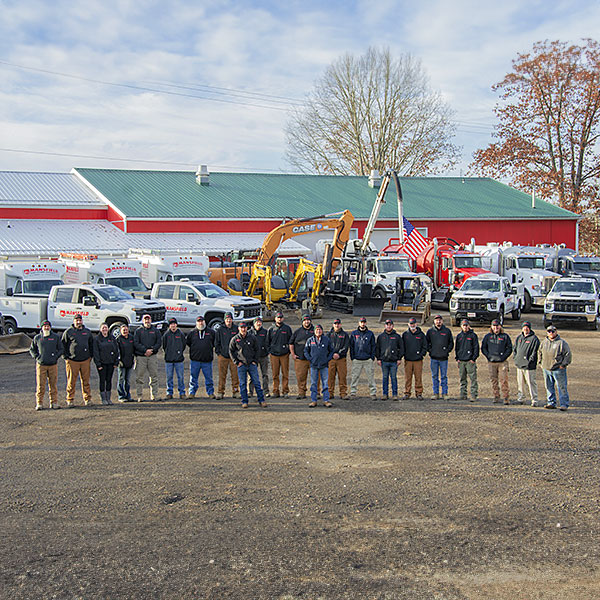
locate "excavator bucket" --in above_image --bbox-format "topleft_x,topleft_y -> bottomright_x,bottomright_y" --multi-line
352,297 -> 386,317
0,332 -> 32,355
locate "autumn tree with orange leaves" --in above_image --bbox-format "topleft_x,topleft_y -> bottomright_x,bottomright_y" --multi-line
470,39 -> 600,253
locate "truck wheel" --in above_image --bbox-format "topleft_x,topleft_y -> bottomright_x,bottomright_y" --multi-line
589,317 -> 599,331
109,322 -> 125,339
523,290 -> 532,312
372,289 -> 385,299
208,317 -> 224,330
453,317 -> 460,327
2,318 -> 18,335
511,305 -> 521,320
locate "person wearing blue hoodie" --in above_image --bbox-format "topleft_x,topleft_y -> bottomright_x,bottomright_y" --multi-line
304,323 -> 334,408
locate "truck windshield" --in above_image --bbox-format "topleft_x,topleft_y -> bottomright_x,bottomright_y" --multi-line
377,259 -> 411,273
22,279 -> 63,295
106,277 -> 148,292
518,257 -> 546,269
454,256 -> 482,269
573,260 -> 600,272
192,283 -> 229,298
174,274 -> 210,282
553,281 -> 595,294
95,286 -> 134,301
461,279 -> 500,292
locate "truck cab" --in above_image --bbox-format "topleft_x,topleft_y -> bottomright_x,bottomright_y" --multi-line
131,251 -> 210,286
556,255 -> 600,285
151,281 -> 262,329
0,260 -> 65,297
362,255 -> 423,299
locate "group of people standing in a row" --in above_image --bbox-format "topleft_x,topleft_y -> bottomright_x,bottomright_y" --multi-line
29,310 -> 573,411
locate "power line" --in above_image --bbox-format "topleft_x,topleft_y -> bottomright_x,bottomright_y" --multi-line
0,60 -> 291,112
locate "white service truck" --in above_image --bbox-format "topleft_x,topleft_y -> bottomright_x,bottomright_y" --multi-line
0,259 -> 65,297
59,254 -> 150,298
449,273 -> 525,326
361,254 -> 429,299
544,276 -> 600,330
130,251 -> 210,286
478,244 -> 560,311
150,280 -> 261,329
0,283 -> 166,337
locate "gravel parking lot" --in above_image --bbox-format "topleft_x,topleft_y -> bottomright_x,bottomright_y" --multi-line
1,310 -> 599,599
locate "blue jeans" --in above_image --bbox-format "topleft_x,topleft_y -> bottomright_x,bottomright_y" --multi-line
381,361 -> 398,396
189,360 -> 214,396
430,359 -> 449,395
310,366 -> 330,403
543,368 -> 569,408
165,361 -> 185,396
237,363 -> 265,404
117,365 -> 133,400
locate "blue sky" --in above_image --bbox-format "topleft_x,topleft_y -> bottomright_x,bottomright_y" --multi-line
1,0 -> 599,174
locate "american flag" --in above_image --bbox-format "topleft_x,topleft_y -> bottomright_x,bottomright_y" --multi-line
401,216 -> 429,259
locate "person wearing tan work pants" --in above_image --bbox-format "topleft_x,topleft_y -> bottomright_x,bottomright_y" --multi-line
489,361 -> 510,403
270,354 -> 290,396
36,363 -> 59,408
328,357 -> 348,398
404,360 -> 424,397
217,354 -> 239,397
135,353 -> 160,401
66,358 -> 92,406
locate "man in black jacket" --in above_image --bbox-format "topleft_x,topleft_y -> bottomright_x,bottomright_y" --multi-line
229,322 -> 267,408
249,316 -> 270,397
290,315 -> 314,399
426,315 -> 454,400
402,317 -> 428,400
62,314 -> 94,407
481,319 -> 513,404
186,315 -> 216,399
133,314 -> 162,402
512,321 -> 540,406
455,319 -> 479,401
267,311 -> 292,398
214,313 -> 239,399
30,320 -> 63,410
376,319 -> 404,401
162,317 -> 187,400
116,323 -> 135,402
328,318 -> 350,400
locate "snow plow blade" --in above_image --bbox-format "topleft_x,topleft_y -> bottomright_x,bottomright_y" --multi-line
0,333 -> 32,355
352,297 -> 386,317
379,305 -> 430,325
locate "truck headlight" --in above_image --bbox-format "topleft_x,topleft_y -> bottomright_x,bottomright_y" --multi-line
487,300 -> 497,309
586,304 -> 596,313
545,302 -> 553,311
449,299 -> 457,309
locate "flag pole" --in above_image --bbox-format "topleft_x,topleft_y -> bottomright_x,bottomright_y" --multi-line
391,170 -> 404,245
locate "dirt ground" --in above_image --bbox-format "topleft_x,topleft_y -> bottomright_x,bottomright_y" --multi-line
1,309 -> 599,600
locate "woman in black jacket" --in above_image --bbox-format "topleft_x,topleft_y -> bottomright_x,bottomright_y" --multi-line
93,322 -> 120,405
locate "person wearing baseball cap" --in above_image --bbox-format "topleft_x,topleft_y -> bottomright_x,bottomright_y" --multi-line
481,319 -> 513,404
214,312 -> 240,399
249,316 -> 270,398
454,318 -> 480,402
512,321 -> 540,406
539,325 -> 572,410
328,318 -> 350,400
162,317 -> 187,400
30,319 -> 63,410
290,314 -> 315,399
349,316 -> 377,399
375,318 -> 404,401
304,323 -> 335,407
61,313 -> 94,407
186,315 -> 216,399
133,312 -> 162,402
229,321 -> 267,408
267,311 -> 292,398
426,314 -> 454,401
402,317 -> 428,400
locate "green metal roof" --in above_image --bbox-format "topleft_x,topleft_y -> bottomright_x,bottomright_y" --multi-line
74,168 -> 577,221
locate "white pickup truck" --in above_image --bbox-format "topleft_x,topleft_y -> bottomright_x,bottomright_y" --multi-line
0,283 -> 166,337
544,276 -> 600,330
449,274 -> 525,326
151,280 -> 261,329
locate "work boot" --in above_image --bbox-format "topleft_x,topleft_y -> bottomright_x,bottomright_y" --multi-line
50,403 -> 60,409
179,393 -> 187,400
391,395 -> 399,401
165,394 -> 173,400
106,391 -> 113,406
442,394 -> 449,401
232,391 -> 240,399
503,398 -> 510,405
35,404 -> 43,411
432,393 -> 440,400
208,393 -> 216,399
493,397 -> 501,404
188,392 -> 196,399
216,393 -> 224,399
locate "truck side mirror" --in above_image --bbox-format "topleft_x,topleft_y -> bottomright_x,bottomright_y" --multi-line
510,286 -> 518,294
6,288 -> 13,296
186,292 -> 199,304
83,296 -> 97,307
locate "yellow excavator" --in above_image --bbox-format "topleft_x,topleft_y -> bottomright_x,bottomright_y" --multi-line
209,210 -> 354,314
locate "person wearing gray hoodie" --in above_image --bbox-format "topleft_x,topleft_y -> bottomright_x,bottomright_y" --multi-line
539,325 -> 572,411
512,321 -> 540,406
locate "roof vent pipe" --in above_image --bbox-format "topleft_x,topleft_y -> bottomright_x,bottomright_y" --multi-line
368,169 -> 381,188
196,164 -> 210,186
532,187 -> 536,209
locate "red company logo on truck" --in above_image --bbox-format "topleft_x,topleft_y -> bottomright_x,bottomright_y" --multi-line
173,260 -> 205,268
59,310 -> 90,317
23,267 -> 60,276
104,266 -> 137,274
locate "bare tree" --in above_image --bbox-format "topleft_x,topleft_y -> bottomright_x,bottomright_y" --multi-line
285,47 -> 459,176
